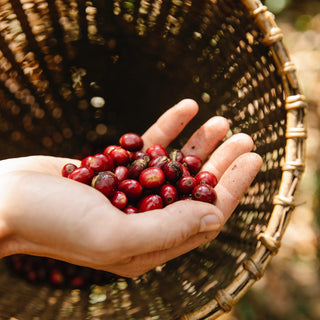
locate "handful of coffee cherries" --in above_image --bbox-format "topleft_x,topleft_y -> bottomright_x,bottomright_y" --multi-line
62,132 -> 218,212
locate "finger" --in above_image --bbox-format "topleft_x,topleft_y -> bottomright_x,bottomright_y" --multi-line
109,152 -> 262,277
202,133 -> 254,180
141,99 -> 199,149
181,116 -> 230,161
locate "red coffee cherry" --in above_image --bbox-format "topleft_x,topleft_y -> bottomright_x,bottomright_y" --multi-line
192,183 -> 217,204
139,167 -> 165,189
91,171 -> 118,198
111,191 -> 128,210
132,151 -> 150,162
123,205 -> 139,214
81,156 -> 93,168
89,153 -> 114,173
195,171 -> 218,188
103,145 -> 119,155
145,144 -> 168,159
61,163 -> 77,177
109,147 -> 130,166
160,184 -> 178,205
177,176 -> 197,194
138,194 -> 163,212
68,167 -> 94,185
118,179 -> 143,199
114,165 -> 129,182
119,132 -> 144,151
182,155 -> 202,175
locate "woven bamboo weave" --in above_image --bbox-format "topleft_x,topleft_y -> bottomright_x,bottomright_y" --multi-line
0,0 -> 306,319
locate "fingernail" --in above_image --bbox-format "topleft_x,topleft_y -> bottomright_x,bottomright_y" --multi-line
200,215 -> 221,232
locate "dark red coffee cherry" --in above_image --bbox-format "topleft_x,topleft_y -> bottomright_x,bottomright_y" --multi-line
114,165 -> 129,182
169,149 -> 185,162
109,147 -> 130,166
195,171 -> 218,188
132,151 -> 150,163
61,163 -> 77,177
192,183 -> 217,204
89,153 -> 114,173
145,144 -> 168,159
91,171 -> 118,198
123,205 -> 139,214
163,161 -> 183,182
177,176 -> 197,194
139,167 -> 165,189
68,167 -> 94,185
111,191 -> 128,210
118,179 -> 143,199
50,268 -> 64,286
128,158 -> 148,179
160,184 -> 178,205
138,194 -> 163,212
182,155 -> 202,175
148,155 -> 170,169
119,132 -> 144,151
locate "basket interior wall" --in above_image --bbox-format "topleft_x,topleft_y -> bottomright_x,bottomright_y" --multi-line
0,0 -> 287,319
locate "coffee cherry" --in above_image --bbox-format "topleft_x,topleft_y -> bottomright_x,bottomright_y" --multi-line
192,183 -> 217,204
195,171 -> 218,187
114,165 -> 129,182
138,194 -> 163,212
119,132 -> 144,151
160,184 -> 178,205
61,163 -> 77,177
128,158 -> 148,179
132,151 -> 150,162
89,153 -> 114,173
163,161 -> 183,182
123,205 -> 139,214
91,171 -> 118,198
118,179 -> 143,199
182,155 -> 202,175
69,167 -> 94,185
177,176 -> 197,194
109,147 -> 130,166
81,156 -> 93,168
139,167 -> 165,189
148,155 -> 170,169
111,191 -> 128,210
181,164 -> 191,177
146,144 -> 168,159
169,149 -> 184,162
103,145 -> 119,155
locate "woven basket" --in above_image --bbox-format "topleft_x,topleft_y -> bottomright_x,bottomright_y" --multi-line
0,0 -> 307,319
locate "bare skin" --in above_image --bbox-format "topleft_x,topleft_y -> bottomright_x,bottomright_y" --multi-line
0,99 -> 262,278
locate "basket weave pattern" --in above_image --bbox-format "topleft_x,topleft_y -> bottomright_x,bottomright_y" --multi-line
0,0 -> 306,319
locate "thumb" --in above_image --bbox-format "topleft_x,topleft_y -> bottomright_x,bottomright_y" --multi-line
120,200 -> 224,257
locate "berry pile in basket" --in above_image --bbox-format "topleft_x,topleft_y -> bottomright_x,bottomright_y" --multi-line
62,132 -> 218,211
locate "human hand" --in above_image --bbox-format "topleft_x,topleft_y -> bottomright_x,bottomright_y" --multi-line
0,99 -> 262,277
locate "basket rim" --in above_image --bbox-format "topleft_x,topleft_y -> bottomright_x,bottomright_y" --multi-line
181,0 -> 307,319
